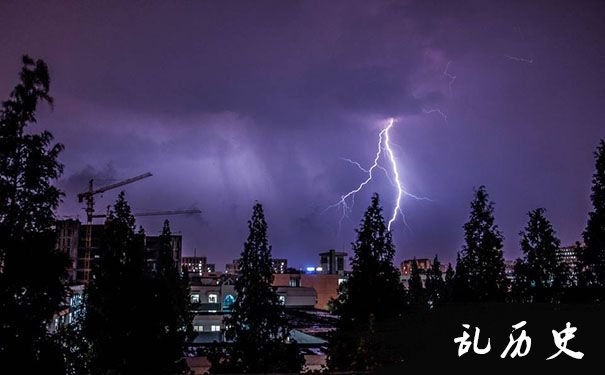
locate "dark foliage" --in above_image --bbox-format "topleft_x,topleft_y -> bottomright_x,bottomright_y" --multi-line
512,208 -> 569,302
425,255 -> 446,306
328,193 -> 406,371
85,193 -> 191,374
0,55 -> 69,372
454,186 -> 507,302
210,203 -> 303,373
580,140 -> 605,297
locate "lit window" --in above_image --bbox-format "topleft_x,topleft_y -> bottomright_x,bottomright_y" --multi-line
211,325 -> 221,332
191,294 -> 200,304
193,325 -> 203,332
278,295 -> 286,305
208,293 -> 218,303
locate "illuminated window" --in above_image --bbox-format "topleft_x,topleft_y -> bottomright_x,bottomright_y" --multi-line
211,325 -> 221,332
191,294 -> 200,304
278,295 -> 286,305
208,293 -> 218,303
193,325 -> 203,332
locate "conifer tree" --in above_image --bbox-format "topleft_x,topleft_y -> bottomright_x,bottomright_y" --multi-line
0,56 -> 69,372
328,193 -> 405,371
581,140 -> 605,291
210,203 -> 303,373
84,192 -> 160,374
444,263 -> 455,301
150,220 -> 193,374
425,255 -> 446,305
516,208 -> 568,302
455,186 -> 507,302
407,258 -> 425,306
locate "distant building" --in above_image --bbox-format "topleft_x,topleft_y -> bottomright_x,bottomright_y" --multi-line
182,256 -> 208,276
56,219 -> 181,284
399,258 -> 446,288
400,258 -> 432,276
145,234 -> 182,272
272,258 -> 288,274
319,249 -> 347,276
55,219 -> 80,282
225,259 -> 241,274
504,260 -> 516,282
556,244 -> 584,277
205,263 -> 216,273
226,258 -> 288,274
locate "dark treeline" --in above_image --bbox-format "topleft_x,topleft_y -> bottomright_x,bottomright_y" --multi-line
1,56 -> 605,373
0,57 -> 192,374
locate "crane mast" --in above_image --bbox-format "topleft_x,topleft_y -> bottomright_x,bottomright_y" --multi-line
77,172 -> 152,283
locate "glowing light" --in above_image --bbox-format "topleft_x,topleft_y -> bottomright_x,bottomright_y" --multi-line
328,118 -> 429,232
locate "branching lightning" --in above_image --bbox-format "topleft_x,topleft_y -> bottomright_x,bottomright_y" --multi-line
443,60 -> 457,97
505,54 -> 534,64
327,118 -> 429,232
422,107 -> 448,124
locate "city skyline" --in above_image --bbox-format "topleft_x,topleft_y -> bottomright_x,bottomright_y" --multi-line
1,1 -> 604,268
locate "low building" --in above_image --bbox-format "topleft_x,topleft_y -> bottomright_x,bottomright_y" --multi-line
273,273 -> 340,310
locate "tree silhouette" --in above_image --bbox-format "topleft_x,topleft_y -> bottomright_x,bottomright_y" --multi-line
84,192 -> 163,374
407,258 -> 425,306
581,140 -> 605,295
425,255 -> 446,306
0,55 -> 69,372
210,203 -> 303,373
455,186 -> 507,302
514,208 -> 568,302
150,220 -> 193,374
328,193 -> 405,371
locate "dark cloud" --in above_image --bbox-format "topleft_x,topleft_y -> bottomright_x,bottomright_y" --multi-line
1,0 -> 604,269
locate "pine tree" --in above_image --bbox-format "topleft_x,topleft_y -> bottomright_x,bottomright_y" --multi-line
455,186 -> 507,302
210,203 -> 303,373
407,258 -> 425,306
516,208 -> 567,302
0,56 -> 69,372
444,263 -> 455,301
328,193 -> 406,371
84,192 -> 160,374
425,255 -> 446,306
150,220 -> 193,374
511,258 -> 530,303
581,140 -> 605,292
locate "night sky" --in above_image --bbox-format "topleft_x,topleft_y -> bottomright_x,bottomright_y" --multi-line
1,1 -> 604,270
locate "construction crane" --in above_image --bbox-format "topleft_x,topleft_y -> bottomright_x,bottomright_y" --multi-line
92,208 -> 202,219
77,172 -> 152,283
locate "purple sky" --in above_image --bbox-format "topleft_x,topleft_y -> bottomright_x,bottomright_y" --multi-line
1,1 -> 604,270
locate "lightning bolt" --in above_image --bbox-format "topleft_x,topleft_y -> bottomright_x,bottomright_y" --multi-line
443,60 -> 457,97
422,107 -> 448,124
505,55 -> 534,64
327,118 -> 429,232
